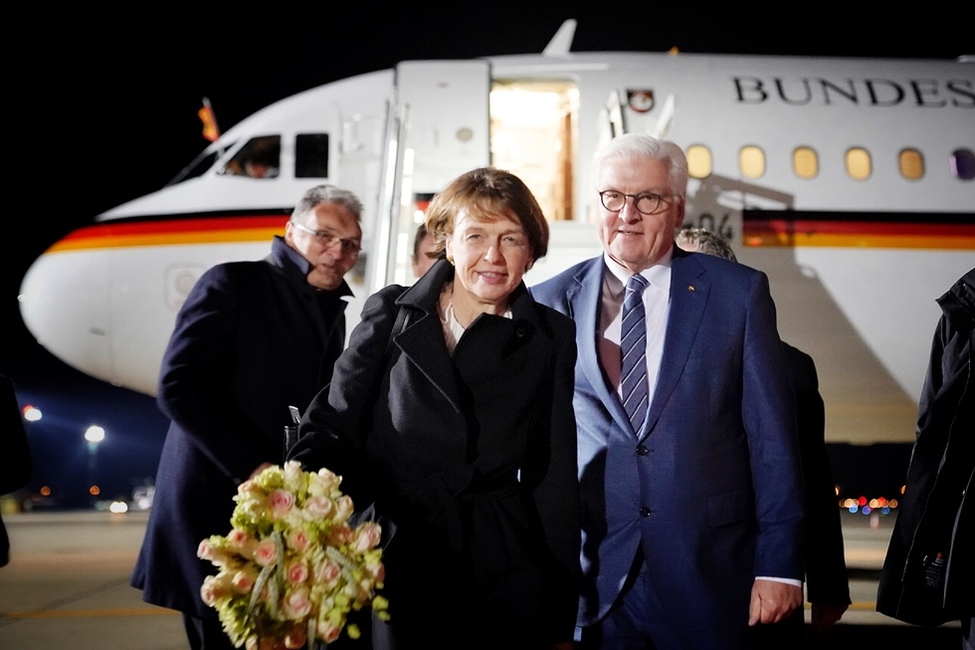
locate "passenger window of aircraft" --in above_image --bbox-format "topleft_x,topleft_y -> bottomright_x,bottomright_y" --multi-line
950,148 -> 975,181
686,145 -> 712,179
221,136 -> 281,179
898,149 -> 925,181
792,147 -> 818,179
846,147 -> 872,181
295,133 -> 329,178
739,146 -> 765,179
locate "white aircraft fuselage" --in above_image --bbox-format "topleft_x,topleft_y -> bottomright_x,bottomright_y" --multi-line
18,21 -> 975,445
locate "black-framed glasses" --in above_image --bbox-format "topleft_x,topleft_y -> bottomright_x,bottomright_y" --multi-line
598,190 -> 671,215
290,221 -> 361,255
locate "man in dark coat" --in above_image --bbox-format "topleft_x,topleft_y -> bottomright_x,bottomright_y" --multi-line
773,343 -> 851,639
877,267 -> 974,648
131,184 -> 364,650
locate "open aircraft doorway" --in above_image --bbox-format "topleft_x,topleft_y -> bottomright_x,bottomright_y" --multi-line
490,80 -> 579,224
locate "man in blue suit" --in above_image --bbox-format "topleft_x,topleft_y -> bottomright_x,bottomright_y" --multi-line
530,134 -> 805,649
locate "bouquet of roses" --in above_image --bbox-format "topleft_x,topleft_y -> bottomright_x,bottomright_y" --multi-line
198,460 -> 388,649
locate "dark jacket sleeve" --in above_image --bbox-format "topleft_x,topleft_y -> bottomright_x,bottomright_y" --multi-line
784,344 -> 851,605
288,285 -> 404,505
526,309 -> 583,639
157,266 -> 274,480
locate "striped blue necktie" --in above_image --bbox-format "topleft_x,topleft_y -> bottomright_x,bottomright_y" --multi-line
621,274 -> 650,432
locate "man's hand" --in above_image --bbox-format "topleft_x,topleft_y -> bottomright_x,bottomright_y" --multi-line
747,580 -> 803,626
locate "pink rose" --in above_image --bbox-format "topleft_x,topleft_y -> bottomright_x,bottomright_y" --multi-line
197,539 -> 231,567
317,620 -> 341,644
365,560 -> 385,583
317,467 -> 340,487
254,539 -> 279,567
197,539 -> 214,561
232,569 -> 257,593
303,496 -> 333,518
350,522 -> 382,553
200,575 -> 225,606
314,559 -> 342,588
267,489 -> 296,518
327,524 -> 352,546
237,479 -> 261,496
333,495 -> 354,522
227,528 -> 252,547
283,460 -> 304,484
287,528 -> 310,552
282,586 -> 312,619
285,560 -> 309,584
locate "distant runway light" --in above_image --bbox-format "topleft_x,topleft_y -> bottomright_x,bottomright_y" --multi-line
85,425 -> 106,443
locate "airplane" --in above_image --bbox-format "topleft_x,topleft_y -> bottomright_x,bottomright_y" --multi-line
18,19 -> 974,452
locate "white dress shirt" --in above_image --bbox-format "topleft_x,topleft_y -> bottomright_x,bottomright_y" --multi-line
597,251 -> 672,414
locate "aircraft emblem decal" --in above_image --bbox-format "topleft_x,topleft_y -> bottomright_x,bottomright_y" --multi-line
627,90 -> 655,113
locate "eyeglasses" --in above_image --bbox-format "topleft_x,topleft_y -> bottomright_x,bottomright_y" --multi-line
598,190 -> 672,215
290,221 -> 360,256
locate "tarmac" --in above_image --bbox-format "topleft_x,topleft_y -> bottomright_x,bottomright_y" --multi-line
0,509 -> 964,649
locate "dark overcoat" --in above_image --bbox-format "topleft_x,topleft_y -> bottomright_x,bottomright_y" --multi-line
877,267 -> 974,626
761,344 -> 850,644
132,236 -> 351,617
785,343 -> 850,607
289,259 -> 581,649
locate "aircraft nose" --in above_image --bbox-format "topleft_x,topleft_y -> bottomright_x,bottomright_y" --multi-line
18,236 -> 113,384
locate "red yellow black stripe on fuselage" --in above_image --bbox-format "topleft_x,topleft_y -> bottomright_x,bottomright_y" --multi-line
45,209 -> 975,253
741,210 -> 975,250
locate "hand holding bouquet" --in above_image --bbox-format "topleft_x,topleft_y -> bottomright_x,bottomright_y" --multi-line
198,461 -> 388,649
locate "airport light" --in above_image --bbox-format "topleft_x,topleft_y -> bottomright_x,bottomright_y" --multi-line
85,425 -> 106,505
85,425 -> 105,444
22,404 -> 41,422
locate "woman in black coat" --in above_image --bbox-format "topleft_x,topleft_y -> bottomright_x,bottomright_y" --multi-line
289,167 -> 581,650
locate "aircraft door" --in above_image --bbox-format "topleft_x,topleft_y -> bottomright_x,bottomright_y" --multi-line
375,60 -> 491,288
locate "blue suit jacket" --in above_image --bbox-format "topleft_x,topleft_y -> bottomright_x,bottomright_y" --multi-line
530,246 -> 804,646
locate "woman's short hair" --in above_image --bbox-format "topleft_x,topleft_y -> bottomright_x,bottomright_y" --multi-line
425,167 -> 549,261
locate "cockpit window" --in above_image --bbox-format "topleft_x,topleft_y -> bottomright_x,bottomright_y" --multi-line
220,136 -> 281,179
167,144 -> 233,186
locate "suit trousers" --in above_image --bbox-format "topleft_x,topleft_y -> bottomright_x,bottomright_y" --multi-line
576,551 -> 761,650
